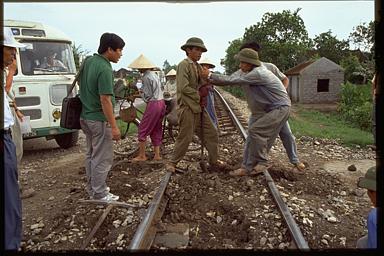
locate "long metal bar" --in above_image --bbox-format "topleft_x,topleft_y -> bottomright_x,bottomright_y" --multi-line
263,170 -> 309,249
81,204 -> 114,249
128,171 -> 172,250
214,88 -> 309,250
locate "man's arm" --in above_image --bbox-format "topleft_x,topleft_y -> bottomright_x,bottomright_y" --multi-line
100,95 -> 120,141
5,59 -> 17,93
263,62 -> 289,89
209,69 -> 264,86
282,77 -> 289,89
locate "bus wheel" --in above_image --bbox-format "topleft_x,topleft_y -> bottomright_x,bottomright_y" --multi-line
55,131 -> 79,149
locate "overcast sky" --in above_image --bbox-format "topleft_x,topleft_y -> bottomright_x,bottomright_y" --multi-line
4,1 -> 374,72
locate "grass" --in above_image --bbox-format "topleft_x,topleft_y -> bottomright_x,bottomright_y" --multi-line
289,105 -> 373,147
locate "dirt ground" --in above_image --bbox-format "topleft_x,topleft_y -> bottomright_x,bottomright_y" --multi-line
18,90 -> 376,251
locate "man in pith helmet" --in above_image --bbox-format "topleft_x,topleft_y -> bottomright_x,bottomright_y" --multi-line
165,37 -> 226,172
201,48 -> 291,176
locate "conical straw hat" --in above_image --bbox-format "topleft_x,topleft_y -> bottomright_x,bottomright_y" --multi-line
199,57 -> 215,68
128,54 -> 157,69
165,69 -> 176,77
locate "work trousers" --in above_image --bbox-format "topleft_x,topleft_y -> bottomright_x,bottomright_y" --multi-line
80,119 -> 113,199
242,106 -> 290,171
3,133 -> 22,250
274,121 -> 299,164
171,106 -> 218,165
245,110 -> 299,165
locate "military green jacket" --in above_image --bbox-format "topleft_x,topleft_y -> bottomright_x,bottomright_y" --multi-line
176,58 -> 202,113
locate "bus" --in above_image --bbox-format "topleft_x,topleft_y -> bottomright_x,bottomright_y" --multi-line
5,19 -> 79,148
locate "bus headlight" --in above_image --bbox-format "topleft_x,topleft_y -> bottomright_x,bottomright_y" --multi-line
52,109 -> 61,120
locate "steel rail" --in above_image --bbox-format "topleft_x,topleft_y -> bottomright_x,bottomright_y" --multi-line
214,88 -> 310,250
128,171 -> 172,250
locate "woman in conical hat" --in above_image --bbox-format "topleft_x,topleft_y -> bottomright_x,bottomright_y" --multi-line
128,54 -> 166,162
164,69 -> 177,98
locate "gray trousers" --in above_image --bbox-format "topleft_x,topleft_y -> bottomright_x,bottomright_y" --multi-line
275,121 -> 299,164
80,119 -> 113,199
242,106 -> 290,171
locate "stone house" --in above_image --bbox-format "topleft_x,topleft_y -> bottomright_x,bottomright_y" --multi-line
285,57 -> 344,103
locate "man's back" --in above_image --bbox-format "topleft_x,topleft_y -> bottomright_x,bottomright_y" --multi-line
79,54 -> 114,121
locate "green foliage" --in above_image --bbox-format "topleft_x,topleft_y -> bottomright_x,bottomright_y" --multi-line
223,8 -> 312,73
349,21 -> 375,54
72,43 -> 89,70
340,54 -> 364,83
222,86 -> 245,99
222,38 -> 243,74
163,59 -> 177,74
289,106 -> 373,146
313,30 -> 349,64
338,82 -> 373,131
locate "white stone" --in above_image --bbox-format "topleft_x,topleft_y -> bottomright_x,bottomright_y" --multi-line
260,237 -> 267,246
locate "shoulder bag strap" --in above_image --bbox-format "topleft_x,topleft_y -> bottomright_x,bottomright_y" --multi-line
67,55 -> 92,96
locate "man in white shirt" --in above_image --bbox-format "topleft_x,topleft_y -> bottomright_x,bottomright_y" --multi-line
2,27 -> 25,251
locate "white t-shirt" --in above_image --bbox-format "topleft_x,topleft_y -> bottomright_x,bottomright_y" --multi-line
3,70 -> 14,129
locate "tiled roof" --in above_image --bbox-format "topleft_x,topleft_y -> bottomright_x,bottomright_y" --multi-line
284,59 -> 315,76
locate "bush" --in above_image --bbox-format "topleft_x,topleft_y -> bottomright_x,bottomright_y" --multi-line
338,82 -> 373,131
222,86 -> 245,99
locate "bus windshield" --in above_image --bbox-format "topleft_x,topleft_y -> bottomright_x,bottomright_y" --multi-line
19,41 -> 76,75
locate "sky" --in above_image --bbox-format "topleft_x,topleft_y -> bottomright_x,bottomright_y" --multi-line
4,1 -> 374,73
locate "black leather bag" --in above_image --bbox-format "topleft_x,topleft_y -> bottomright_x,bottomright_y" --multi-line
60,94 -> 82,129
60,57 -> 90,130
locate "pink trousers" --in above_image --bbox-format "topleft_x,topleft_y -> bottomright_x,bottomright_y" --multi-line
138,100 -> 166,146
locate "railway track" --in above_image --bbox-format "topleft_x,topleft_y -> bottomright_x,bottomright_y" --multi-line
82,88 -> 310,251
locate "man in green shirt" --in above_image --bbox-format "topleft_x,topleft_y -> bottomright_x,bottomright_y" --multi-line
79,32 -> 125,202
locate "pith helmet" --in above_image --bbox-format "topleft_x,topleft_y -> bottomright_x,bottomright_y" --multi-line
165,69 -> 176,77
199,57 -> 215,68
357,166 -> 376,191
181,37 -> 207,52
235,48 -> 261,67
128,54 -> 157,69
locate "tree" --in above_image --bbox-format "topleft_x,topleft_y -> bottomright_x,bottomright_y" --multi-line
163,60 -> 177,74
340,54 -> 364,83
72,43 -> 89,70
222,8 -> 312,74
221,38 -> 243,74
313,30 -> 349,64
348,21 -> 375,80
349,21 -> 374,55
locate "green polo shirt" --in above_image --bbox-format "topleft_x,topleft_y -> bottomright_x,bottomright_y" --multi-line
79,53 -> 115,121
